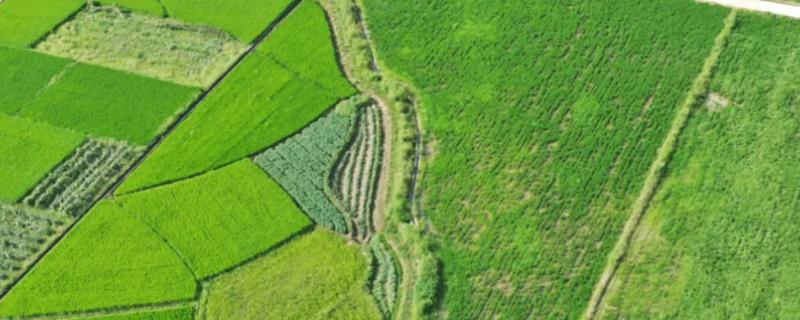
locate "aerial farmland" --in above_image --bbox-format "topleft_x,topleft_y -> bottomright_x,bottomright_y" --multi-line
0,0 -> 798,319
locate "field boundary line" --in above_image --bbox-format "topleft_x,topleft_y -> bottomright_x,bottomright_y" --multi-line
583,10 -> 738,320
27,2 -> 87,48
0,0 -> 303,305
20,301 -> 195,320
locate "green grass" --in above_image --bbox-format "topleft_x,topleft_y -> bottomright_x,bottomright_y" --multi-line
118,0 -> 355,194
0,114 -> 84,203
117,160 -> 311,278
0,201 -> 196,317
202,229 -> 380,320
36,7 -> 247,87
71,306 -> 195,320
0,46 -> 71,114
159,0 -> 294,43
363,0 -> 729,317
95,0 -> 166,16
0,0 -> 84,47
18,62 -> 199,145
598,13 -> 800,319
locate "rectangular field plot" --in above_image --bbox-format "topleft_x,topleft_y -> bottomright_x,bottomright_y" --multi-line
0,0 -> 84,47
598,13 -> 800,319
118,0 -> 356,194
36,7 -> 248,87
202,229 -> 380,320
363,0 -> 729,318
0,201 -> 197,317
160,0 -> 294,43
0,114 -> 84,203
0,46 -> 71,114
117,160 -> 311,278
18,63 -> 199,145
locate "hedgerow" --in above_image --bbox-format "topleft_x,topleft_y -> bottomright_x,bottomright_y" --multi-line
0,0 -> 84,47
23,139 -> 141,217
0,114 -> 84,203
363,0 -> 730,317
117,160 -> 311,278
118,0 -> 356,194
0,204 -> 69,296
0,201 -> 197,317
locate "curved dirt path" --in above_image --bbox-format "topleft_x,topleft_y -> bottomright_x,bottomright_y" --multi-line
700,0 -> 800,18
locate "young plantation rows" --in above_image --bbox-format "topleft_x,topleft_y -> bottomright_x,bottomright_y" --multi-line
0,0 -> 387,319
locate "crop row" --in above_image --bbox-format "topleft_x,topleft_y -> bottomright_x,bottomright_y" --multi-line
23,139 -> 141,217
369,237 -> 399,319
255,96 -> 366,233
332,103 -> 384,242
0,204 -> 69,296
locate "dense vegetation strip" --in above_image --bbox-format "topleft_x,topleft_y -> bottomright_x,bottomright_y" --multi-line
118,0 -> 356,195
0,0 -> 84,47
201,229 -> 380,320
0,114 -> 84,203
0,201 -> 197,317
24,139 -> 142,218
368,236 -> 399,318
117,160 -> 311,278
255,96 -> 366,233
36,6 -> 247,87
0,204 -> 69,296
362,0 -> 729,317
66,305 -> 194,320
331,103 -> 384,242
597,12 -> 800,319
585,10 -> 737,319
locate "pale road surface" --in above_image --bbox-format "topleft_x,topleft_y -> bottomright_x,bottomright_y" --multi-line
700,0 -> 800,18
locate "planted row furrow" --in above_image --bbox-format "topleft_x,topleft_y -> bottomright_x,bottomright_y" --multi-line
369,236 -> 399,319
23,139 -> 141,217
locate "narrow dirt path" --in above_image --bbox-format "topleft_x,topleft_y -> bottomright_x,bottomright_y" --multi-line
700,0 -> 800,18
583,10 -> 738,320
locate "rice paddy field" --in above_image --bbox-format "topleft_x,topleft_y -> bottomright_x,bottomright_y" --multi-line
2,0 -> 799,318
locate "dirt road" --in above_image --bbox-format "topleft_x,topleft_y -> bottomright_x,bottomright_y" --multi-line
700,0 -> 800,19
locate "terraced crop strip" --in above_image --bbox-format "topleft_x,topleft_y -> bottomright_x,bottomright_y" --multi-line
255,97 -> 364,233
331,103 -> 384,242
597,12 -> 800,319
24,139 -> 141,217
118,0 -> 356,194
368,237 -> 399,318
0,205 -> 69,296
36,6 -> 248,87
364,0 -> 730,317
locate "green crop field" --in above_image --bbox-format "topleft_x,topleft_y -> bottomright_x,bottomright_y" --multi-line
37,7 -> 247,87
18,63 -> 198,145
598,13 -> 800,319
3,0 -> 800,318
118,0 -> 356,194
0,201 -> 196,317
364,0 -> 730,318
202,229 -> 380,320
0,0 -> 84,47
117,160 -> 311,278
0,114 -> 84,203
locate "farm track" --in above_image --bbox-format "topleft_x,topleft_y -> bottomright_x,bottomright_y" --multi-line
0,0 -> 304,310
583,10 -> 738,320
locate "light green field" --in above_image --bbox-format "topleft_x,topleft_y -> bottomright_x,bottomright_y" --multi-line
36,7 -> 247,87
0,114 -> 84,203
0,201 -> 196,317
118,0 -> 356,194
0,0 -> 84,47
69,306 -> 194,320
18,62 -> 198,145
202,229 -> 380,320
117,160 -> 311,278
598,13 -> 800,319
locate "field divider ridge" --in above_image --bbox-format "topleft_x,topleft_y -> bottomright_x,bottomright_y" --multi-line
22,300 -> 196,320
583,9 -> 738,320
0,0 -> 303,305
